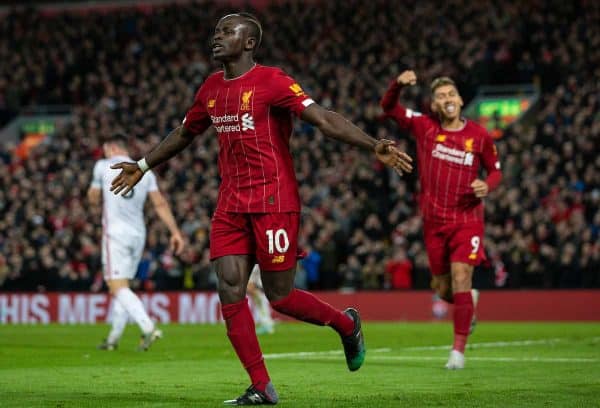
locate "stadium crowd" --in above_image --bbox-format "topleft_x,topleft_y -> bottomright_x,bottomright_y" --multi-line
0,0 -> 598,292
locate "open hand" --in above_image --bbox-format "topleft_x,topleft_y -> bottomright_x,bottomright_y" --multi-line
110,162 -> 144,196
374,139 -> 413,175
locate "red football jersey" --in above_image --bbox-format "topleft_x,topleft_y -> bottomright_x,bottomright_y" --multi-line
183,64 -> 315,213
382,81 -> 501,224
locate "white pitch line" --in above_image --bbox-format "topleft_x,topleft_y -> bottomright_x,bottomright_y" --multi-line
265,352 -> 598,364
264,337 -> 600,363
264,348 -> 390,359
368,356 -> 600,363
282,355 -> 600,363
401,338 -> 565,351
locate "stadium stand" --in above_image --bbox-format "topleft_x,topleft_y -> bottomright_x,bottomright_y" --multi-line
0,0 -> 598,292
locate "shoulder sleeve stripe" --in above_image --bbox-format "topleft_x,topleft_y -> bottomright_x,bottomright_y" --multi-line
406,109 -> 422,118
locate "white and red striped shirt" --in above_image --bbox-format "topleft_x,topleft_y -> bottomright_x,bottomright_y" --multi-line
381,81 -> 502,225
183,65 -> 314,213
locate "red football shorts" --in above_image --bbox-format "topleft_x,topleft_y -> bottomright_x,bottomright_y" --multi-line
423,222 -> 486,276
210,210 -> 300,271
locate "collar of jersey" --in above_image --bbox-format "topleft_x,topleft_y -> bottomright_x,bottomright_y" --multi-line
441,118 -> 467,132
222,63 -> 258,82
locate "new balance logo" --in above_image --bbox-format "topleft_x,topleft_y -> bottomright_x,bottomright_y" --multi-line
272,255 -> 285,264
242,113 -> 255,131
248,393 -> 262,403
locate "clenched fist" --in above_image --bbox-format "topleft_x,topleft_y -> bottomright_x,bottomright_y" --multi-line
396,70 -> 417,86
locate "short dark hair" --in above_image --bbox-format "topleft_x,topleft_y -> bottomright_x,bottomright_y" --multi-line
221,12 -> 262,51
239,12 -> 262,49
103,133 -> 128,148
430,77 -> 457,94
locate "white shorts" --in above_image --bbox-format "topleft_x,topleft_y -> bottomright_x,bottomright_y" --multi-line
248,265 -> 263,289
102,233 -> 145,281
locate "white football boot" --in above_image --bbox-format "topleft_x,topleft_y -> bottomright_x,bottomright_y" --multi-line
445,349 -> 465,370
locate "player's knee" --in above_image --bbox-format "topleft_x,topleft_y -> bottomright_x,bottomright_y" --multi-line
107,280 -> 127,296
452,276 -> 471,289
451,265 -> 473,292
217,275 -> 246,302
264,284 -> 292,303
261,268 -> 295,302
218,283 -> 246,303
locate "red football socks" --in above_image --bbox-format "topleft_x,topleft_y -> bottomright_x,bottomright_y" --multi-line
221,299 -> 270,392
452,291 -> 474,353
270,289 -> 354,337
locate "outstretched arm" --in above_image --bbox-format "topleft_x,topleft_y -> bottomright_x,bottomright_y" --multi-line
301,104 -> 413,174
144,125 -> 200,169
110,126 -> 214,196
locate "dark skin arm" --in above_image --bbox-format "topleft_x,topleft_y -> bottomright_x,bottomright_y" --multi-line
145,125 -> 200,168
110,126 -> 215,195
112,103 -> 412,195
301,104 -> 413,174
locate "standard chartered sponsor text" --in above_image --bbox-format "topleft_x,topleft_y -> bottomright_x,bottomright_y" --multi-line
211,113 -> 239,124
434,144 -> 466,158
215,123 -> 242,132
212,114 -> 242,133
431,144 -> 473,166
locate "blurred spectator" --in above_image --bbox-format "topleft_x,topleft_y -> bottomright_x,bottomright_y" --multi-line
339,255 -> 363,290
301,246 -> 322,290
362,254 -> 384,289
384,247 -> 413,290
0,0 -> 598,291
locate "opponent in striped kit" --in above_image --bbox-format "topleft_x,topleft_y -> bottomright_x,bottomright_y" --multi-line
381,70 -> 502,370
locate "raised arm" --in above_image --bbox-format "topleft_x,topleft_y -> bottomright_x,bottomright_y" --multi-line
380,70 -> 421,129
381,70 -> 417,109
301,104 -> 413,174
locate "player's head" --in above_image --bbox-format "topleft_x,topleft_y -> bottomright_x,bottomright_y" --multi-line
430,77 -> 463,121
212,13 -> 262,62
102,133 -> 129,157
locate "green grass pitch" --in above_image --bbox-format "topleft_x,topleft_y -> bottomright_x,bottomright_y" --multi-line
1,322 -> 599,407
